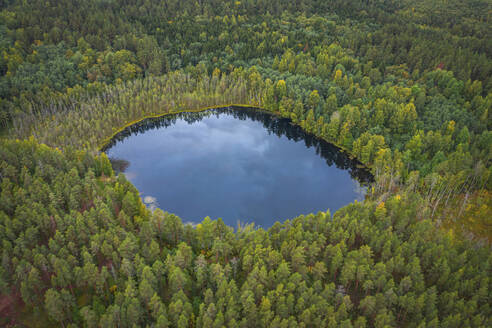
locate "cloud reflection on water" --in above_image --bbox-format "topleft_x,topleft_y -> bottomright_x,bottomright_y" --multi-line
106,108 -> 372,227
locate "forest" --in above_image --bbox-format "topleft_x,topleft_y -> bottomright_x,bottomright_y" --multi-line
0,0 -> 491,327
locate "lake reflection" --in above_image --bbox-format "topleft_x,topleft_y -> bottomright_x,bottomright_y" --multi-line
105,107 -> 372,228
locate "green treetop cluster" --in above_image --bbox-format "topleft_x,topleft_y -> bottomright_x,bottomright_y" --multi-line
0,138 -> 490,327
0,0 -> 491,326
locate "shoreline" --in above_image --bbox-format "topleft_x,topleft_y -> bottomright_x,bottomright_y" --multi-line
98,104 -> 373,177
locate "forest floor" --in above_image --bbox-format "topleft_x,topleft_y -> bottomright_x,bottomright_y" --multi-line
0,289 -> 23,327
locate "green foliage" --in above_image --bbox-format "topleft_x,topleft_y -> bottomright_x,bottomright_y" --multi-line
0,0 -> 491,326
1,139 -> 491,327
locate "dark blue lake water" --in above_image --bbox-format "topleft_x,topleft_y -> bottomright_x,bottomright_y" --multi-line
105,108 -> 371,228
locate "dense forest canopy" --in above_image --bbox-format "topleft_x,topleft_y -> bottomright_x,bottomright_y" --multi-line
0,0 -> 491,327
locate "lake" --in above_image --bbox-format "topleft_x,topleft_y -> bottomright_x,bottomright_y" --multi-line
104,107 -> 372,228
